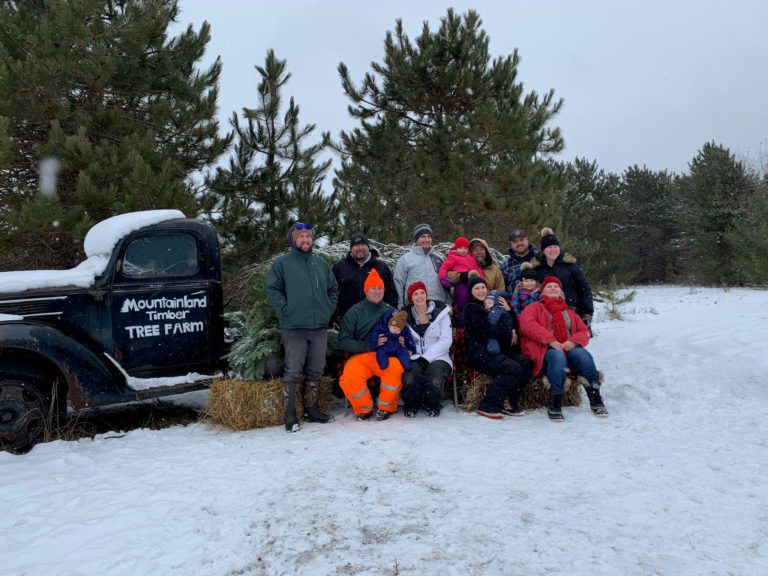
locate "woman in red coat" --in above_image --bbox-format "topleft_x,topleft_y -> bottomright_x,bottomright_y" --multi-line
519,276 -> 607,421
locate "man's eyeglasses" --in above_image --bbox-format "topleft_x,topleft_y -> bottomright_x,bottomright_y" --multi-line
295,223 -> 312,230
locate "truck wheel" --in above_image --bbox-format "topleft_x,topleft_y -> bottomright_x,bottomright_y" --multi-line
0,364 -> 62,454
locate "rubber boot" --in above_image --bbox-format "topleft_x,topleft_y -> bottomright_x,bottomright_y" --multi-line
303,380 -> 334,423
547,393 -> 564,422
283,380 -> 300,432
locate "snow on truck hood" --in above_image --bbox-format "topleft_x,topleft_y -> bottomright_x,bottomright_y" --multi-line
0,210 -> 185,294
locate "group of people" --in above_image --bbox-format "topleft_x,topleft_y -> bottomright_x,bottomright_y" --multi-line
266,221 -> 606,433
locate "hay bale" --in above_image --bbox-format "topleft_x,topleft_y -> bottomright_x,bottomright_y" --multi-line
459,374 -> 490,412
460,371 -> 604,412
208,378 -> 332,430
520,371 -> 605,410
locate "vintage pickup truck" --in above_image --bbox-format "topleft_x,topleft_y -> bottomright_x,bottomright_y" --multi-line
0,210 -> 226,453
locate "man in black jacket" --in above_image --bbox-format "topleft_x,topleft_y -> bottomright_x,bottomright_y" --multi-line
332,233 -> 397,326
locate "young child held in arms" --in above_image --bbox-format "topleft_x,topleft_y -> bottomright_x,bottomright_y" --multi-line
369,309 -> 417,370
439,236 -> 484,322
484,289 -> 512,355
512,263 -> 540,316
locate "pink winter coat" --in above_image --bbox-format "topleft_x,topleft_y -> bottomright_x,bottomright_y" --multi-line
438,250 -> 484,280
519,301 -> 591,376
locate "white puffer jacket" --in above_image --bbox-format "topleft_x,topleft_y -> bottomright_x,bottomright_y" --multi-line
403,301 -> 453,368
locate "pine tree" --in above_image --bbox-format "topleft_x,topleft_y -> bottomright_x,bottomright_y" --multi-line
678,143 -> 753,284
333,8 -> 565,246
619,166 -> 681,283
560,158 -> 624,284
201,49 -> 339,267
0,0 -> 229,269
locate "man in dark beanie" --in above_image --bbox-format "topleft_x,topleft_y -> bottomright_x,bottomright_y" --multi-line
393,223 -> 449,308
332,232 -> 397,326
266,222 -> 338,432
501,227 -> 538,293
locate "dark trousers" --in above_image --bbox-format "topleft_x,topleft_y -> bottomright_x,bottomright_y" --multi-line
281,328 -> 328,383
470,352 -> 531,412
401,358 -> 452,413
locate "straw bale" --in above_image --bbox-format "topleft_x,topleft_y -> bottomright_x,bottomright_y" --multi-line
208,378 -> 333,430
459,371 -> 604,412
459,374 -> 490,412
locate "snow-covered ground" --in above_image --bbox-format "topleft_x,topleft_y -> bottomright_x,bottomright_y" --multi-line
2,286 -> 767,576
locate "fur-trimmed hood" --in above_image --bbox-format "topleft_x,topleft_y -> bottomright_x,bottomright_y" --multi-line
533,251 -> 577,266
468,237 -> 493,267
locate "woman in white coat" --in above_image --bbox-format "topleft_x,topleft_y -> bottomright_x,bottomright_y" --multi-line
400,281 -> 453,417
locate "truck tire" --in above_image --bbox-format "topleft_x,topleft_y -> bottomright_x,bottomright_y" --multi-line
0,363 -> 65,454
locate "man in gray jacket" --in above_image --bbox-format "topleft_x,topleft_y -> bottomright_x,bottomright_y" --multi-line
266,222 -> 338,432
394,223 -> 449,308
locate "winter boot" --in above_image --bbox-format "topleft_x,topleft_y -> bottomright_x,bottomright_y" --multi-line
376,409 -> 392,421
585,385 -> 609,417
283,380 -> 301,432
303,380 -> 335,423
547,394 -> 564,422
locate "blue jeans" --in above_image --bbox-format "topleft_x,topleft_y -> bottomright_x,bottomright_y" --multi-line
544,346 -> 599,395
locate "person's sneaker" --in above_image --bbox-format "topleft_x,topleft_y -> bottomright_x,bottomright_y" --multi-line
476,409 -> 504,420
356,411 -> 373,421
425,408 -> 441,418
547,406 -> 564,421
501,406 -> 526,417
404,409 -> 417,418
376,410 -> 392,421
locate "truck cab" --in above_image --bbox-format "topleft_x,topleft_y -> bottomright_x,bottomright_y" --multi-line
0,210 -> 226,453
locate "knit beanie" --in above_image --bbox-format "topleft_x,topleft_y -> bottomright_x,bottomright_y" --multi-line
539,227 -> 560,251
520,262 -> 538,281
364,268 -> 385,293
452,236 -> 470,250
541,275 -> 563,291
413,223 -> 433,242
407,281 -> 427,303
468,275 -> 487,292
388,310 -> 408,331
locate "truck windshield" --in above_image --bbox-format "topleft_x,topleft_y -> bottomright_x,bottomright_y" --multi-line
122,234 -> 199,277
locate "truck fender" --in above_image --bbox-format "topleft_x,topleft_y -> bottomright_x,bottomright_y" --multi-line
0,321 -> 126,408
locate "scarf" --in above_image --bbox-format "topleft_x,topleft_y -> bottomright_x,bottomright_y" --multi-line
540,295 -> 569,343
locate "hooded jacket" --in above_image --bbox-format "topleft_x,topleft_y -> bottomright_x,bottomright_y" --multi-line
401,300 -> 453,367
533,252 -> 594,317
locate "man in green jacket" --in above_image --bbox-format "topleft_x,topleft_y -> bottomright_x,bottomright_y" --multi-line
266,223 -> 338,432
337,269 -> 403,421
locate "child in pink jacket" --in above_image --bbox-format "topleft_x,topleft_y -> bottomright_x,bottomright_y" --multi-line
439,236 -> 485,323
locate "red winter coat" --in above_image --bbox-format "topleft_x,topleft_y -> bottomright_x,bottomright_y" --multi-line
519,301 -> 591,376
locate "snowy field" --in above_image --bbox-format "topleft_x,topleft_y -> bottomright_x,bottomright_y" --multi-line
2,286 -> 767,576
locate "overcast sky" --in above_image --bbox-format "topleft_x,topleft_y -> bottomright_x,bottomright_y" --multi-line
177,0 -> 768,175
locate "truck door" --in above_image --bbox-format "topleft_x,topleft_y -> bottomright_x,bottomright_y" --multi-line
109,231 -> 216,377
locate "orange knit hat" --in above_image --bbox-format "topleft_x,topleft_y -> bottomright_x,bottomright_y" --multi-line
364,269 -> 385,293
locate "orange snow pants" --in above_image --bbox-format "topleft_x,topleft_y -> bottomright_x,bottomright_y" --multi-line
339,352 -> 404,416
